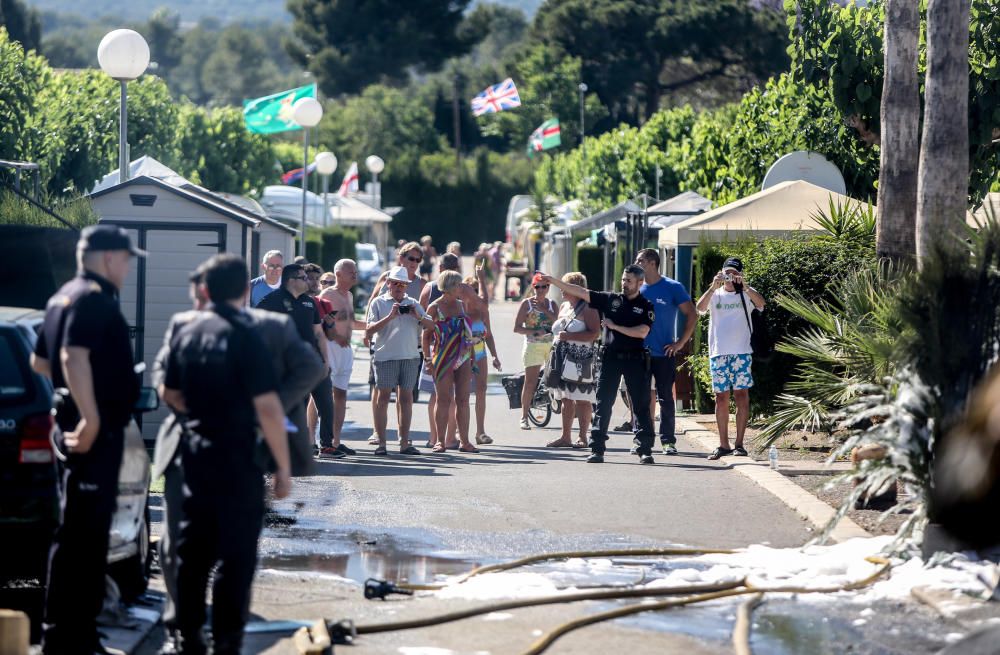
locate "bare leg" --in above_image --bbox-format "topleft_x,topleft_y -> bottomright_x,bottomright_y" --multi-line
434,375 -> 456,446
475,359 -> 488,437
734,389 -> 750,448
332,388 -> 347,447
576,401 -> 593,445
427,392 -> 438,446
307,396 -> 318,443
446,404 -> 459,449
548,398 -> 575,447
521,365 -> 541,421
715,390 -> 731,449
397,388 -> 414,446
454,360 -> 474,449
374,388 -> 390,449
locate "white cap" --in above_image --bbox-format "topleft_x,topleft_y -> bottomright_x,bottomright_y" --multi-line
387,266 -> 410,283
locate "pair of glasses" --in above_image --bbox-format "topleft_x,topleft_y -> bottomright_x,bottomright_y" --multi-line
534,284 -> 549,290
266,263 -> 283,270
406,256 -> 421,263
320,279 -> 335,286
291,275 -> 307,281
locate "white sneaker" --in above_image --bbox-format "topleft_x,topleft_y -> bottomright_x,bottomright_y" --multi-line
662,443 -> 678,455
520,418 -> 530,430
367,433 -> 379,445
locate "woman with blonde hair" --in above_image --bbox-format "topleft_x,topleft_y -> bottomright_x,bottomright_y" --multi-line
546,272 -> 601,447
426,270 -> 479,453
513,272 -> 558,429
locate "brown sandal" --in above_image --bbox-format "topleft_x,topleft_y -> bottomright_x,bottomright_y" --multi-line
546,439 -> 573,448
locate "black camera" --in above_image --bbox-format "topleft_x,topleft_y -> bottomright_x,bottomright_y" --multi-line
398,304 -> 411,314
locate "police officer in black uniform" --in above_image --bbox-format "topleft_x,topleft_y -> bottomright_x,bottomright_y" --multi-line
30,225 -> 144,654
159,254 -> 292,655
543,264 -> 657,464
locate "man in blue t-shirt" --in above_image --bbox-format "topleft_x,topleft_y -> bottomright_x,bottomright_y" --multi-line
635,248 -> 697,454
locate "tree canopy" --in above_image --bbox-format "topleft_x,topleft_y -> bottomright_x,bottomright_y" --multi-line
0,0 -> 40,52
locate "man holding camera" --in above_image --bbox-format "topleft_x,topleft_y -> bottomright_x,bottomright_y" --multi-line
695,257 -> 765,460
366,266 -> 435,455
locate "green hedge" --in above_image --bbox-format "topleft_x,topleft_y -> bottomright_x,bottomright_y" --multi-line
687,232 -> 875,416
304,225 -> 361,272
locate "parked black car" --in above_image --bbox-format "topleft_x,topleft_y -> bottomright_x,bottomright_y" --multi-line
0,307 -> 153,600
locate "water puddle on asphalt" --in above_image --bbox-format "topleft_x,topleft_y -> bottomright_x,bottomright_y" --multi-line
258,526 -> 484,586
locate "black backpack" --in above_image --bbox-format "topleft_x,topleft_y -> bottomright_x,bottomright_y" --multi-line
738,290 -> 773,362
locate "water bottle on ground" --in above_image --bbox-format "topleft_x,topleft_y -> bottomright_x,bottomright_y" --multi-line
768,445 -> 779,470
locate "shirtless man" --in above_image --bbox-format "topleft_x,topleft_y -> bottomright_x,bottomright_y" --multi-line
318,261 -> 366,455
420,254 -> 498,447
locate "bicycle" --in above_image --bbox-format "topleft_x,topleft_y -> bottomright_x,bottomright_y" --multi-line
525,372 -> 561,428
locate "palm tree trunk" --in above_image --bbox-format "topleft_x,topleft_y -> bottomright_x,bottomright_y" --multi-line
916,0 -> 971,266
876,0 -> 919,262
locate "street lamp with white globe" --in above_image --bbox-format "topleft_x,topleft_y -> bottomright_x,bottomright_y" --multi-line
314,151 -> 337,228
365,155 -> 385,210
292,97 -> 323,256
98,29 -> 150,184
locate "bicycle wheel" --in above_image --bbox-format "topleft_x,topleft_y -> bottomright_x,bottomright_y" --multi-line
527,388 -> 552,427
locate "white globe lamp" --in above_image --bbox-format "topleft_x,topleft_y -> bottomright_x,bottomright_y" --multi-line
293,97 -> 323,256
314,151 -> 338,176
292,97 -> 323,128
98,30 -> 150,184
365,155 -> 385,175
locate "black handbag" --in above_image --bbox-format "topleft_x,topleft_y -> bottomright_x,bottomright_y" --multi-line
738,289 -> 773,362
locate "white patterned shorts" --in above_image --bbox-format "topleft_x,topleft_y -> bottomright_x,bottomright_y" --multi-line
374,358 -> 422,390
710,354 -> 753,393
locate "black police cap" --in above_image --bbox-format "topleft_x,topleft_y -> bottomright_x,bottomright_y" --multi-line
80,224 -> 147,257
722,257 -> 743,272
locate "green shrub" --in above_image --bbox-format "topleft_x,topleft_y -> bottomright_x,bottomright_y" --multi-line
305,225 -> 361,272
689,231 -> 875,416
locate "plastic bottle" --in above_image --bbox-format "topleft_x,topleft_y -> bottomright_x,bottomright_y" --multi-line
768,445 -> 779,470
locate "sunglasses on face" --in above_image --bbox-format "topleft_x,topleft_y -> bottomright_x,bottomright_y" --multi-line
534,284 -> 549,290
290,275 -> 307,281
405,256 -> 421,263
266,263 -> 283,270
320,279 -> 335,286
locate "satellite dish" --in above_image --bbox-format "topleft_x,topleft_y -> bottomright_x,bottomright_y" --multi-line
762,151 -> 847,195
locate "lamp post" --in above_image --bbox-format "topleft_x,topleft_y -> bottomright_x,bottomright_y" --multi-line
98,29 -> 150,184
578,82 -> 589,215
314,151 -> 338,228
292,97 -> 323,256
365,155 -> 385,210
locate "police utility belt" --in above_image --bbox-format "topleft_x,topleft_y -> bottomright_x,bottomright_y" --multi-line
597,346 -> 651,365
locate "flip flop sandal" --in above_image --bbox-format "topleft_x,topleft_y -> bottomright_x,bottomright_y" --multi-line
732,446 -> 749,456
432,443 -> 446,453
546,440 -> 573,448
368,434 -> 380,445
572,441 -> 587,449
399,445 -> 422,455
707,447 -> 733,460
476,434 -> 494,445
373,446 -> 388,456
458,445 -> 480,454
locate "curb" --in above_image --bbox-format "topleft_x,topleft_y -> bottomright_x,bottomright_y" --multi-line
675,416 -> 871,543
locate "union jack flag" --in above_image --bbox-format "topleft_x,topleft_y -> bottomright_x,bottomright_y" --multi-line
471,78 -> 522,116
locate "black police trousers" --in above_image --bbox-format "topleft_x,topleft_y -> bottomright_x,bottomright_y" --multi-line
42,427 -> 124,655
175,435 -> 265,655
589,351 -> 654,456
311,375 -> 335,448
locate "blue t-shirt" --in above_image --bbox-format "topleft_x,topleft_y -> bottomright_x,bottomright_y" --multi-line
640,277 -> 691,357
250,275 -> 281,307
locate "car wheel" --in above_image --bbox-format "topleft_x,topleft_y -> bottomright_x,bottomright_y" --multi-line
109,502 -> 151,602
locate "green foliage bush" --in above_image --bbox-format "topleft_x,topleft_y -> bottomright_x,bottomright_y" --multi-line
688,229 -> 876,416
304,225 -> 360,273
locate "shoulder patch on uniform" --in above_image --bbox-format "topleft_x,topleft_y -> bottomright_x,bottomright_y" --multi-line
648,310 -> 655,322
611,298 -> 622,310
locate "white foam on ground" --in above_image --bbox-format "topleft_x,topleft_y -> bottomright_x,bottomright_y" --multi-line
433,537 -> 1000,607
255,567 -> 359,586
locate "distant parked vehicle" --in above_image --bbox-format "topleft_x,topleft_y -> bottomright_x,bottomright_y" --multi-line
354,242 -> 383,310
0,307 -> 155,602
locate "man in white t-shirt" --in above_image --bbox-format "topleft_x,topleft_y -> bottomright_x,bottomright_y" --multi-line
250,250 -> 284,306
695,257 -> 765,460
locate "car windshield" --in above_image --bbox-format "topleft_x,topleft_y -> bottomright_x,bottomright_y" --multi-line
0,332 -> 29,401
357,248 -> 376,261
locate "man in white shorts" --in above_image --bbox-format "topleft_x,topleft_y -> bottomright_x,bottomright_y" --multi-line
319,260 -> 367,456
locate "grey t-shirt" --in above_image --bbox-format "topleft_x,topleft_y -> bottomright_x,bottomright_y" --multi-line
367,292 -> 427,362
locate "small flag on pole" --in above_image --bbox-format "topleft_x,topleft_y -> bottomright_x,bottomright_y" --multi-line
281,162 -> 317,185
527,118 -> 561,157
243,83 -> 317,134
471,78 -> 521,116
338,162 -> 359,196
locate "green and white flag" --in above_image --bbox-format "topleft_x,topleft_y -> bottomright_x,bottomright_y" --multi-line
243,83 -> 317,134
527,118 -> 561,157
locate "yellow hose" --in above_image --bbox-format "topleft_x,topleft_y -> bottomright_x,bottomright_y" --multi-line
520,557 -> 891,655
395,547 -> 737,592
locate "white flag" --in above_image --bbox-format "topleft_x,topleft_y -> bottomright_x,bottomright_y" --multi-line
338,161 -> 359,197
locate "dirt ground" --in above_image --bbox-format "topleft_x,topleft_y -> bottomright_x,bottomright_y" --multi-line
686,414 -> 909,537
